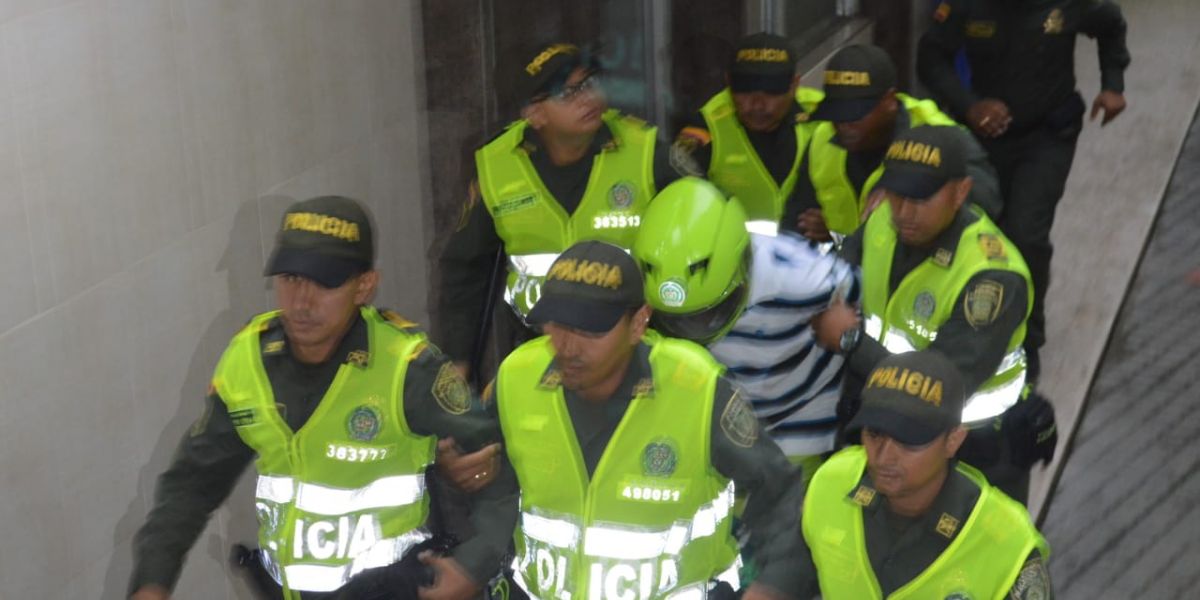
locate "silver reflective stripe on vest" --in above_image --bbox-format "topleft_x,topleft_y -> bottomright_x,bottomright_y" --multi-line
264,528 -> 432,592
523,511 -> 582,550
257,474 -> 296,504
510,253 -> 562,278
254,474 -> 426,515
744,220 -> 778,237
662,556 -> 742,600
864,316 -> 1027,424
961,369 -> 1026,424
295,474 -> 425,515
581,482 -> 735,560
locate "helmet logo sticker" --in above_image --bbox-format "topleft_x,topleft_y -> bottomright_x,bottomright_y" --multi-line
658,280 -> 687,307
609,181 -> 635,209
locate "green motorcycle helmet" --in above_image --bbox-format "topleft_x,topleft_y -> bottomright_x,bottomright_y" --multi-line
633,177 -> 752,345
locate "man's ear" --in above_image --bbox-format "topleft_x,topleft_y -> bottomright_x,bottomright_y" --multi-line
630,304 -> 653,344
952,176 -> 974,210
522,102 -> 545,129
354,270 -> 379,305
945,425 -> 968,458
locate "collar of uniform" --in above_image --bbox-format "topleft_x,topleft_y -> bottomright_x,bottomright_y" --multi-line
857,459 -> 980,543
261,311 -> 370,367
923,205 -> 980,268
914,462 -> 979,545
520,118 -> 616,156
539,342 -> 655,396
848,470 -> 884,511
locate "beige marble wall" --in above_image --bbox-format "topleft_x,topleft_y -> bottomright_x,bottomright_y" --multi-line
0,1 -> 431,598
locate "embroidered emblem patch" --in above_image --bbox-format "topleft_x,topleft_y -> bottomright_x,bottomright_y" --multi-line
1043,8 -> 1064,34
720,391 -> 759,448
433,362 -> 471,415
609,181 -> 635,209
936,512 -> 960,538
852,486 -> 876,506
347,406 -> 381,441
914,291 -> 937,320
978,233 -> 1007,260
642,440 -> 679,477
964,279 -> 1004,329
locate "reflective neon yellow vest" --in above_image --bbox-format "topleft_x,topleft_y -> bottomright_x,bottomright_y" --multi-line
497,334 -> 740,600
802,446 -> 1048,599
699,86 -> 825,225
213,307 -> 435,598
861,204 -> 1032,425
807,94 -> 957,234
477,111 -> 658,320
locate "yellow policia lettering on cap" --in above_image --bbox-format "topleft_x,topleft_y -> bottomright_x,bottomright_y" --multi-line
546,258 -> 623,290
866,366 -> 944,406
737,48 -> 789,63
825,70 -> 871,86
284,212 -> 360,242
886,140 -> 942,168
526,44 -> 578,75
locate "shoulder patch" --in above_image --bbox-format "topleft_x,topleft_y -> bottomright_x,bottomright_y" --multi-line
978,233 -> 1007,261
433,362 -> 471,415
720,390 -> 760,448
964,279 -> 1005,329
933,2 -> 951,23
1009,556 -> 1051,600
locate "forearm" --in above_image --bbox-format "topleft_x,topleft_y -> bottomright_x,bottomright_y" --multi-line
1085,1 -> 1131,93
454,457 -> 519,584
130,427 -> 253,593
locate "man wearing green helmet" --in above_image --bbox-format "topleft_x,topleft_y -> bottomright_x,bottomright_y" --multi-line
633,177 -> 858,471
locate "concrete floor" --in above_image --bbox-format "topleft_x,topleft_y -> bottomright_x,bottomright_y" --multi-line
1041,102 -> 1200,599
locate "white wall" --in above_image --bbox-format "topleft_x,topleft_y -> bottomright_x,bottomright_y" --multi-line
0,1 -> 431,598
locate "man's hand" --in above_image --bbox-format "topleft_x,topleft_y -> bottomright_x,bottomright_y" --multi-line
812,300 -> 860,352
966,99 -> 1012,138
1090,90 -> 1126,126
435,437 -> 501,493
796,208 -> 832,242
130,585 -> 171,600
418,552 -> 480,600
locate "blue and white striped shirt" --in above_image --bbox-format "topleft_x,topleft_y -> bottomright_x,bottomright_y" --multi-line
709,232 -> 859,458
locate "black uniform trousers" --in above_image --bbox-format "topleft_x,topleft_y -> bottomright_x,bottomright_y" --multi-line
981,116 -> 1081,383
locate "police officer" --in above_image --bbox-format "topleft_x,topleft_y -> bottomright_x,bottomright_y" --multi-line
782,44 -> 1002,241
129,197 -> 518,600
671,33 -> 824,231
800,351 -> 1051,599
917,0 -> 1131,383
632,177 -> 857,476
435,42 -> 678,382
493,240 -> 806,600
813,126 -> 1055,503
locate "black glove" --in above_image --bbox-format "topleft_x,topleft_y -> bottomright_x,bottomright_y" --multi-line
1003,392 -> 1058,469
